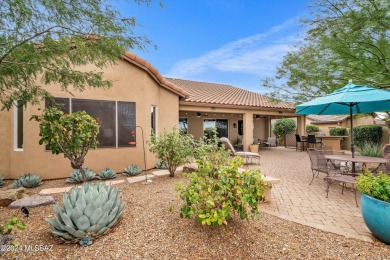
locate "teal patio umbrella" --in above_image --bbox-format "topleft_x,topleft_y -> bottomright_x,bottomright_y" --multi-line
296,82 -> 390,168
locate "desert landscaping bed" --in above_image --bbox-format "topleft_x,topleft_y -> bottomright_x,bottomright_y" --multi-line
1,173 -> 389,259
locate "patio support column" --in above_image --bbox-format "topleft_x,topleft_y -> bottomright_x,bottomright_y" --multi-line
296,115 -> 306,136
243,112 -> 254,151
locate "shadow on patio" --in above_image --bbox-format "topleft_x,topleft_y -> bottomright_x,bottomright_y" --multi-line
250,147 -> 373,242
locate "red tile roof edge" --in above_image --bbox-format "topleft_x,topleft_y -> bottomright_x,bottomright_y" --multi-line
122,51 -> 188,98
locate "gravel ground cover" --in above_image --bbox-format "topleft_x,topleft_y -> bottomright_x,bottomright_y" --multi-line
1,172 -> 389,259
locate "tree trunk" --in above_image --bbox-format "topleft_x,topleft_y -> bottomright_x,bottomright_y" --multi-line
169,164 -> 175,177
70,159 -> 87,182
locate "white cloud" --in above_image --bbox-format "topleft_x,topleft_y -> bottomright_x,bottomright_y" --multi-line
166,18 -> 301,79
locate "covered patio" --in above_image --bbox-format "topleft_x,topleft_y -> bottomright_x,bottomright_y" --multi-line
251,147 -> 373,242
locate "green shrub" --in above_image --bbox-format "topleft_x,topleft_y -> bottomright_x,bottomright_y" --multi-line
98,168 -> 116,180
123,164 -> 142,176
0,177 -> 4,188
45,183 -> 124,245
272,118 -> 296,138
177,146 -> 270,226
12,173 -> 42,188
66,168 -> 96,183
356,171 -> 390,203
148,127 -> 194,177
353,125 -> 383,148
358,142 -> 383,158
306,124 -> 319,133
0,216 -> 26,253
329,127 -> 348,136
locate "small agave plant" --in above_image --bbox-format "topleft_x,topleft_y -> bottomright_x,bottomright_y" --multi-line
66,168 -> 96,183
155,161 -> 168,169
0,177 -> 4,188
45,183 -> 124,245
12,173 -> 42,188
98,168 -> 116,180
123,164 -> 142,176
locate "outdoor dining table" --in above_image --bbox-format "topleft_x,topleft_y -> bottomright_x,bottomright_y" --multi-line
324,154 -> 387,174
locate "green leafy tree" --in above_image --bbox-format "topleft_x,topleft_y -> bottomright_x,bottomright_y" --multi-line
31,107 -> 100,181
148,127 -> 193,177
0,0 -> 154,110
272,118 -> 296,138
263,0 -> 390,103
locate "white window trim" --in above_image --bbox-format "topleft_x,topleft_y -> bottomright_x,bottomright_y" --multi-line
13,103 -> 23,151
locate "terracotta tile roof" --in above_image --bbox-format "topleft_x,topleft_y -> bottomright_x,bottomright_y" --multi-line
122,52 -> 188,98
307,115 -> 349,124
165,78 -> 295,110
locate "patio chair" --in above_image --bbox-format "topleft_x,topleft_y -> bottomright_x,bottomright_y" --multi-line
295,134 -> 307,151
220,137 -> 260,164
307,149 -> 357,206
307,135 -> 323,149
263,137 -> 277,148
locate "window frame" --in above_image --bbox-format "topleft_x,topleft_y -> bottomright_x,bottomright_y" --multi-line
179,118 -> 188,134
203,118 -> 229,138
151,105 -> 158,135
13,102 -> 24,151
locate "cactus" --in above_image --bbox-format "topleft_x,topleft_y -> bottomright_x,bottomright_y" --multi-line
155,161 -> 168,169
66,168 -> 96,183
123,164 -> 142,176
98,168 -> 116,180
0,177 -> 4,188
12,173 -> 42,188
45,183 -> 124,244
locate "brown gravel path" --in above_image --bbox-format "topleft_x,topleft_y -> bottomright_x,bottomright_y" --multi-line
1,173 -> 389,259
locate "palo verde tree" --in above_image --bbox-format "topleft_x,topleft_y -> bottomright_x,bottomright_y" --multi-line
0,0 -> 155,110
31,107 -> 100,181
263,0 -> 390,103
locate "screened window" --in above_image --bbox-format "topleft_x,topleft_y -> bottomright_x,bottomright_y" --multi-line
118,102 -> 136,147
14,101 -> 24,150
73,99 -> 116,147
179,118 -> 188,134
45,98 -> 136,148
151,106 -> 157,135
203,119 -> 228,138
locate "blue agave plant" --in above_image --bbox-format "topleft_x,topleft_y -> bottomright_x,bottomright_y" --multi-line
12,173 -> 42,188
98,168 -> 116,180
123,164 -> 142,176
66,168 -> 96,183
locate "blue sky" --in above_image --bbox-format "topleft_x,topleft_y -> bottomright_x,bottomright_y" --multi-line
120,0 -> 309,94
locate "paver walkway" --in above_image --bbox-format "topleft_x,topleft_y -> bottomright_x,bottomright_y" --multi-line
251,147 -> 373,242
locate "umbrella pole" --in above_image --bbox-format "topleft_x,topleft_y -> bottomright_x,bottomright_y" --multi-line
350,106 -> 356,173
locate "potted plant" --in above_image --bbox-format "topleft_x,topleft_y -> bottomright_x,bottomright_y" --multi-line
356,171 -> 390,244
249,141 -> 259,153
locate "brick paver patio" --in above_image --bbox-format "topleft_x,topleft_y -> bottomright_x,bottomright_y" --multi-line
253,147 -> 373,242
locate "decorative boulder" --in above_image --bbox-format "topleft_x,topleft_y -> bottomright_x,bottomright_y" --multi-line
8,195 -> 55,209
0,188 -> 29,207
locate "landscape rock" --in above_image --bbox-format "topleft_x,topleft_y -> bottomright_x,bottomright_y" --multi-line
0,188 -> 29,207
8,194 -> 56,209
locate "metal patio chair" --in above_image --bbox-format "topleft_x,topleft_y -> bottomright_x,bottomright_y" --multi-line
220,137 -> 260,164
264,137 -> 277,148
295,134 -> 307,151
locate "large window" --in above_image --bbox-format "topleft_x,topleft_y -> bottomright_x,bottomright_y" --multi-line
46,98 -> 136,148
203,119 -> 229,138
238,120 -> 243,136
14,101 -> 23,150
179,118 -> 188,134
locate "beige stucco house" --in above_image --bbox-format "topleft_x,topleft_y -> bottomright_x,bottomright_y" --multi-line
0,52 -> 304,180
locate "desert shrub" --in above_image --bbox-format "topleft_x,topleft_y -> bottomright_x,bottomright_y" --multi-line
358,142 -> 383,158
66,168 -> 96,183
123,164 -> 142,176
306,124 -> 319,133
12,173 -> 42,188
356,171 -> 390,203
177,140 -> 270,226
353,125 -> 382,148
32,107 -> 99,182
272,118 -> 296,138
155,161 -> 168,169
329,127 -> 348,136
148,127 -> 193,177
0,217 -> 26,255
98,168 -> 116,180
